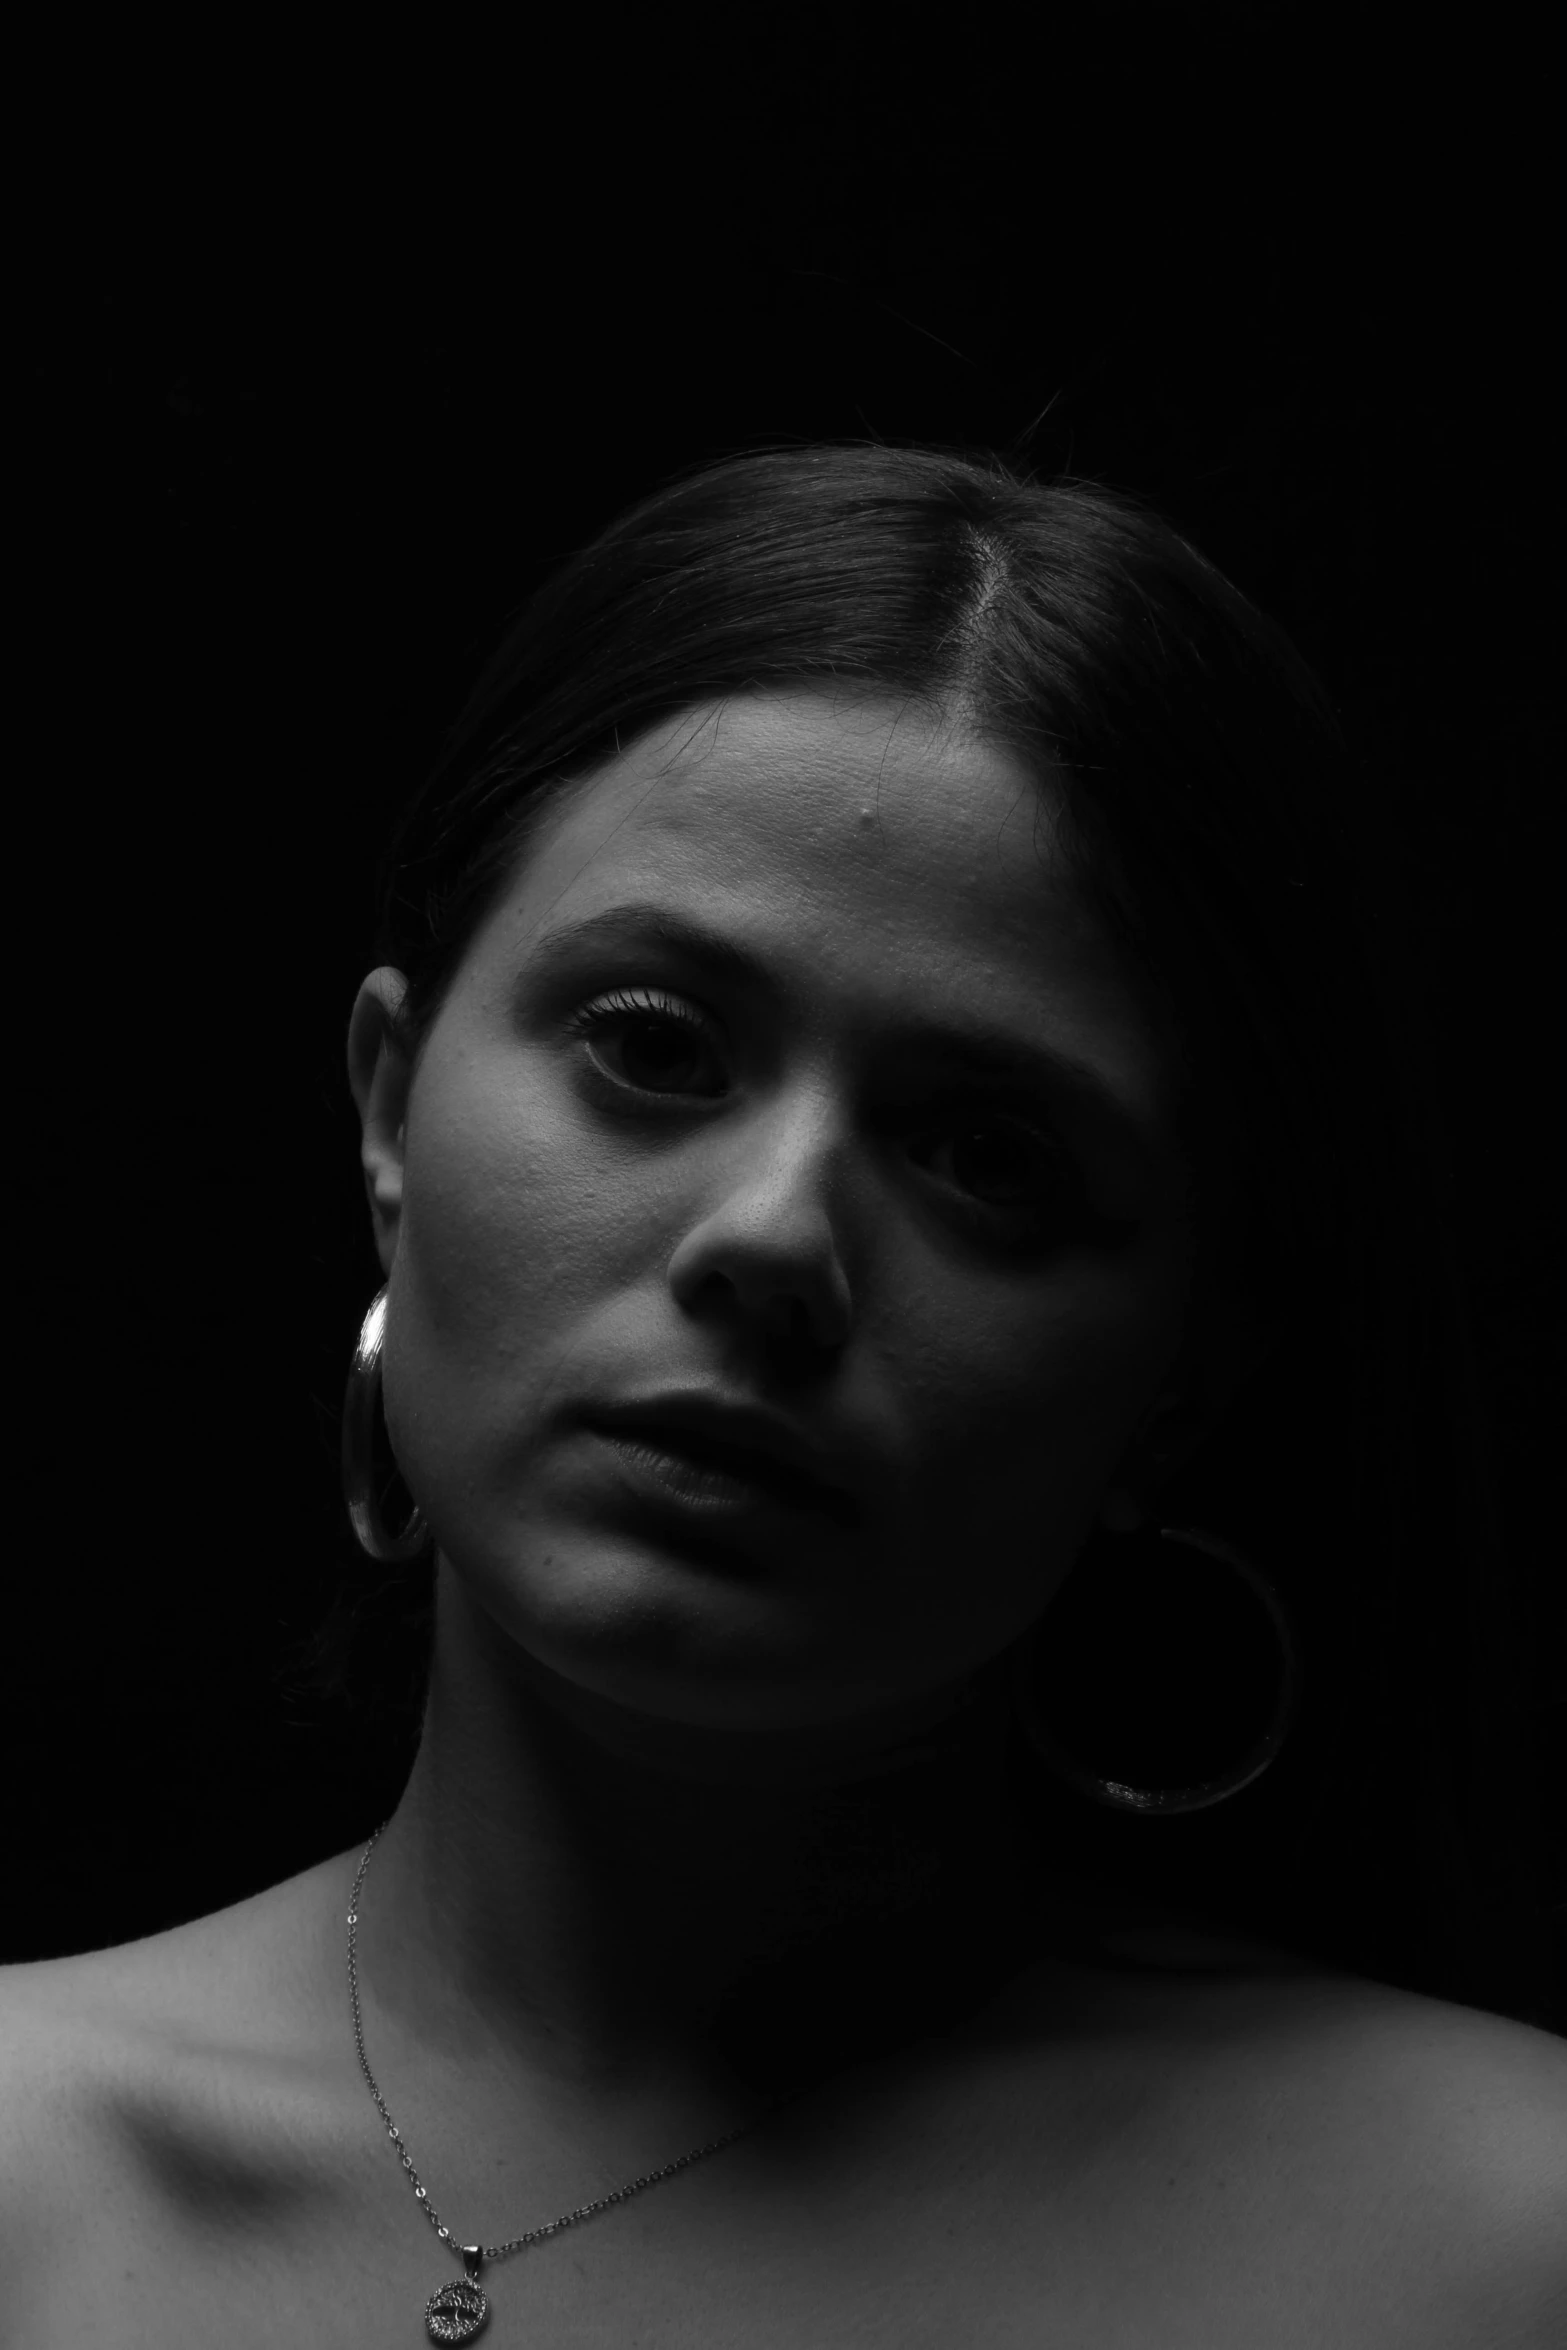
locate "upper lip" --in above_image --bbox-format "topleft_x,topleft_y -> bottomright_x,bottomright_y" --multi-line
579,1392 -> 861,1519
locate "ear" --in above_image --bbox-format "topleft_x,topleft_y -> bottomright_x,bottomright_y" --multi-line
1099,1294 -> 1283,1534
347,969 -> 414,1280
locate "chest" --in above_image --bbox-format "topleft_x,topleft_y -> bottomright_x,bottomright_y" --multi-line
14,2059 -> 1496,2350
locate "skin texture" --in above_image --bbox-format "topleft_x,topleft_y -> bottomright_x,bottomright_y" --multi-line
5,686 -> 1567,2350
341,687 -> 1262,2113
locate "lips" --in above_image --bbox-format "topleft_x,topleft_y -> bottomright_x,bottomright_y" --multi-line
579,1398 -> 861,1526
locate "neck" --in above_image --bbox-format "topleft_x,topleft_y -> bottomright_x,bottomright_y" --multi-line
355,1563 -> 1072,2112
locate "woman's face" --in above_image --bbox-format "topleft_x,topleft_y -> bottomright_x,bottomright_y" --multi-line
352,689 -> 1207,1742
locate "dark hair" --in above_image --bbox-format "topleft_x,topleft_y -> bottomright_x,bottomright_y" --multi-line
295,441 -> 1558,2027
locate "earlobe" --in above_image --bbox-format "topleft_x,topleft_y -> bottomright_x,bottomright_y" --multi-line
347,970 -> 413,1268
1098,1405 -> 1177,1534
1100,1301 -> 1283,1537
1098,1382 -> 1219,1536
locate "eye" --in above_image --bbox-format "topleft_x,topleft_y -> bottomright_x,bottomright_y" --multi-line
912,1116 -> 1074,1218
568,987 -> 728,1098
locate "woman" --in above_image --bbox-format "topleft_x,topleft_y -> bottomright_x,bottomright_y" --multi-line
3,444 -> 1562,2345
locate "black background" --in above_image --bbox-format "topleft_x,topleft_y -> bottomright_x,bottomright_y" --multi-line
12,7 -> 1561,1971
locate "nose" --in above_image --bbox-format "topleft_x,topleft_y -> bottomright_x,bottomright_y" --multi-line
666,1089 -> 854,1352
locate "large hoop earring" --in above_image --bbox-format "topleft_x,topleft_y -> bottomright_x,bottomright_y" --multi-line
342,1285 -> 432,1564
1009,1526 -> 1302,1815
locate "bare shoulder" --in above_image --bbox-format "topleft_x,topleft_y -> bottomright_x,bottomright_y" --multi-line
0,1848 -> 353,2047
1287,1970 -> 1567,2183
1145,1947 -> 1567,2338
1186,1931 -> 1563,2158
1,1893 -> 1562,2347
1307,1980 -> 1567,2342
0,1853 -> 358,2219
969,1917 -> 1566,2342
0,1860 -> 393,2346
1324,1979 -> 1567,2232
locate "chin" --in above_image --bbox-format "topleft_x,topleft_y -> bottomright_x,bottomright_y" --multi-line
447,1519 -> 855,1714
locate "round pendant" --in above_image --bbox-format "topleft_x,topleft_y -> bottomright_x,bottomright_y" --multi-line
425,2275 -> 490,2343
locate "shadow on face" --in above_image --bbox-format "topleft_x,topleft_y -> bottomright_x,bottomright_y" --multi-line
348,688 -> 1210,1763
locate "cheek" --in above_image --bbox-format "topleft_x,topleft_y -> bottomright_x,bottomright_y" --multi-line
878,1245 -> 1185,1539
385,1055 -> 651,1432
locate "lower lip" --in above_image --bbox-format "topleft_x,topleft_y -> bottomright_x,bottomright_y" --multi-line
583,1425 -> 846,1522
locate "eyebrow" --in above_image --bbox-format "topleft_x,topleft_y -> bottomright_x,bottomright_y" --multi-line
519,903 -> 1163,1154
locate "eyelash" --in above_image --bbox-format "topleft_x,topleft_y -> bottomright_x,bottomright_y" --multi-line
563,989 -> 1079,1229
565,986 -> 727,1089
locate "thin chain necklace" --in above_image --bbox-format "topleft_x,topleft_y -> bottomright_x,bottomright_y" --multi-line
347,1821 -> 789,2344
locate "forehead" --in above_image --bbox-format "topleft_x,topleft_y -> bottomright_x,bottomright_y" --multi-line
534,690 -> 1073,935
468,689 -> 1175,1108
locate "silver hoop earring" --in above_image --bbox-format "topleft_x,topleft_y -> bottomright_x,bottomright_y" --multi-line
342,1285 -> 432,1564
1009,1526 -> 1302,1815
